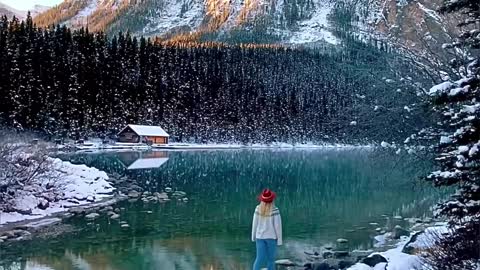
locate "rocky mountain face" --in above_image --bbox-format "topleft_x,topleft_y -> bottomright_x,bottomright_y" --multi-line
32,0 -> 460,50
366,0 -> 461,53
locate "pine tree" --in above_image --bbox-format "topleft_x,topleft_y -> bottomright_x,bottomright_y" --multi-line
424,0 -> 480,268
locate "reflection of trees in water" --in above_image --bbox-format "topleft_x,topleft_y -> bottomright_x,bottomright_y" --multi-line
1,233 -> 254,270
60,149 -> 442,230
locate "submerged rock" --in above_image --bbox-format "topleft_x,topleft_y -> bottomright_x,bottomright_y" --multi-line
304,262 -> 330,270
336,238 -> 348,244
121,223 -> 130,228
275,259 -> 295,266
69,207 -> 86,215
323,245 -> 333,250
129,185 -> 143,192
172,191 -> 187,198
334,250 -> 349,258
2,231 -> 16,239
110,214 -> 120,219
154,192 -> 169,200
2,230 -> 32,241
336,238 -> 349,250
393,225 -> 410,239
128,191 -> 140,198
322,251 -> 333,259
85,213 -> 100,220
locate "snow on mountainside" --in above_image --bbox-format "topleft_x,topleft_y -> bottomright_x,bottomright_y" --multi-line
34,0 -> 340,45
30,5 -> 52,17
0,3 -> 51,19
0,2 -> 26,19
33,0 -> 460,48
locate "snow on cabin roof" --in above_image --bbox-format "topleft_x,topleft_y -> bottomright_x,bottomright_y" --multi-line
127,158 -> 169,170
124,124 -> 170,137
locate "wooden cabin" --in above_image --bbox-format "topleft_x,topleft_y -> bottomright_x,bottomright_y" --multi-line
117,124 -> 170,144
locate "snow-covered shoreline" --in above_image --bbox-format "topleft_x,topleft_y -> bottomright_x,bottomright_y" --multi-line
347,224 -> 450,270
71,140 -> 375,151
0,158 -> 114,226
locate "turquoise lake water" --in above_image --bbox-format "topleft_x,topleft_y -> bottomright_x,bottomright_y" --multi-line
0,148 -> 443,270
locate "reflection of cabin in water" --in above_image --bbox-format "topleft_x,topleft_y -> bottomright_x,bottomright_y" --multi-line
117,124 -> 170,144
116,151 -> 169,170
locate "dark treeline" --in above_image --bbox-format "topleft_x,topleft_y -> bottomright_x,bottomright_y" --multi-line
0,15 -> 428,143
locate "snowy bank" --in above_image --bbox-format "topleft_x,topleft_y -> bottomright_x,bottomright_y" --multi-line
348,224 -> 449,270
0,158 -> 114,226
72,140 -> 374,151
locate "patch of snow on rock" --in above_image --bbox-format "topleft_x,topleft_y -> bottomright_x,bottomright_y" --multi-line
458,145 -> 469,153
287,2 -> 339,45
417,2 -> 442,22
440,136 -> 452,144
380,141 -> 391,148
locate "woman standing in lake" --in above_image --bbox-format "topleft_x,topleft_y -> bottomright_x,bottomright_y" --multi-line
252,189 -> 283,270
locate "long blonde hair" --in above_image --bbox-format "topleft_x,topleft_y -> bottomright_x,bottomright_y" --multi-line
259,201 -> 273,217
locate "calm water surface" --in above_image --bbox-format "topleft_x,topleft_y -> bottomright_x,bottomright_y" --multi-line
0,149 -> 442,270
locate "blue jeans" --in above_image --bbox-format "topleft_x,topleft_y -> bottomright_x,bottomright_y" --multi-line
253,239 -> 277,270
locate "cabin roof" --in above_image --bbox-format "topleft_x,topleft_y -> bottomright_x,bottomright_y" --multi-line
120,124 -> 170,137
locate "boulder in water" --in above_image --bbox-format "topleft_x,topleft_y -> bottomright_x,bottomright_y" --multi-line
128,191 -> 140,198
85,213 -> 100,220
334,250 -> 349,258
338,260 -> 355,269
361,254 -> 388,267
275,259 -> 295,266
69,207 -> 86,215
393,225 -> 410,239
37,199 -> 49,210
336,238 -> 348,244
323,251 -> 333,259
304,262 -> 330,270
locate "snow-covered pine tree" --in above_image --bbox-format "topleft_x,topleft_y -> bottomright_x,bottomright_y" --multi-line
425,0 -> 479,268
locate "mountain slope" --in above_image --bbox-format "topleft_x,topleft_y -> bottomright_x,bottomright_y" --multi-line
34,0 -> 340,45
33,0 -> 461,50
0,3 -> 51,20
0,2 -> 26,19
